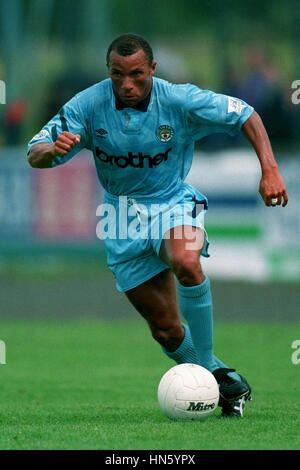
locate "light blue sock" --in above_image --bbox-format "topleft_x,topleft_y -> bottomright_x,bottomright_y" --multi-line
162,323 -> 198,364
162,323 -> 241,381
177,276 -> 216,371
177,276 -> 241,381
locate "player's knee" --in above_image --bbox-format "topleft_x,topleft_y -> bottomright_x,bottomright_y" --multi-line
170,253 -> 202,285
151,322 -> 184,352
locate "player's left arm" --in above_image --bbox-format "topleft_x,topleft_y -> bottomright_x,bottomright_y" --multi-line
242,110 -> 288,207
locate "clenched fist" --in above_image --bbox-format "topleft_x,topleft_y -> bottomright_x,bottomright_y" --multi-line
52,131 -> 81,156
259,167 -> 288,207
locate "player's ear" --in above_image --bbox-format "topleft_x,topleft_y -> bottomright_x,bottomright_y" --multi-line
150,61 -> 157,75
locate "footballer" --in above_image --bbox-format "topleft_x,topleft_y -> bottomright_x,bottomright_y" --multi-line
27,34 -> 288,417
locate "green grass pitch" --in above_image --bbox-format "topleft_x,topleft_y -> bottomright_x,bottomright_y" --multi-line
0,318 -> 299,450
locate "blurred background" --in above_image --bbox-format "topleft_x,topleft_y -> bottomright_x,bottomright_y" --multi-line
0,0 -> 299,321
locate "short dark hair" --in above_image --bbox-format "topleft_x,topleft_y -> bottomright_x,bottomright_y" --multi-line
106,33 -> 153,66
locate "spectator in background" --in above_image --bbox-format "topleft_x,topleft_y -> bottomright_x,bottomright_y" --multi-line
200,43 -> 294,151
225,44 -> 293,145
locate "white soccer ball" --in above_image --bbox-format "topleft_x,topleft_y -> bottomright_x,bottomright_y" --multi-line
157,363 -> 219,421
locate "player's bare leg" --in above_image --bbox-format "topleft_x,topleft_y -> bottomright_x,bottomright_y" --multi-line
125,268 -> 184,352
159,225 -> 204,286
125,226 -> 210,361
125,268 -> 200,367
125,226 -> 204,353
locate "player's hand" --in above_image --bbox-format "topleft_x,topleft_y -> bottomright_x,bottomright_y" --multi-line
52,131 -> 81,156
259,167 -> 288,207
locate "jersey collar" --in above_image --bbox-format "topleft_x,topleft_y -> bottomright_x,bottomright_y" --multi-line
113,88 -> 151,112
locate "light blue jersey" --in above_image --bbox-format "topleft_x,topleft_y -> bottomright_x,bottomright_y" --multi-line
28,77 -> 253,200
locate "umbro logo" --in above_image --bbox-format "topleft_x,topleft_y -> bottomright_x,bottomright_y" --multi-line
96,128 -> 108,138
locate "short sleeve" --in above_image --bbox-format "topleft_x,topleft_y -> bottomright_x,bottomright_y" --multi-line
27,94 -> 90,167
185,85 -> 254,141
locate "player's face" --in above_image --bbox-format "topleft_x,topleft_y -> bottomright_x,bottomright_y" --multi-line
108,49 -> 156,107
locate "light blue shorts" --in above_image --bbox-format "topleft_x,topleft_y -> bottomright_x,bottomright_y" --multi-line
100,183 -> 210,292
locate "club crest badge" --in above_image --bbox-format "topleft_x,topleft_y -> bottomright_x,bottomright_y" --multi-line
156,125 -> 174,142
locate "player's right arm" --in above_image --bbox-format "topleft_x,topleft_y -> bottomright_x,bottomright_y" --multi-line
27,92 -> 89,169
28,132 -> 81,168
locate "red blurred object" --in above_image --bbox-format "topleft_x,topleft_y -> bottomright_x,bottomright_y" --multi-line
5,98 -> 28,126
